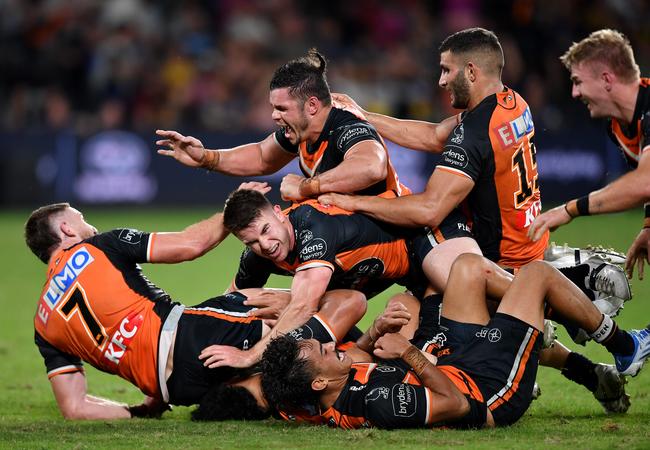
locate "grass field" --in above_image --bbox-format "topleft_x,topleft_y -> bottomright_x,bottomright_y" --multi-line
1,207 -> 649,449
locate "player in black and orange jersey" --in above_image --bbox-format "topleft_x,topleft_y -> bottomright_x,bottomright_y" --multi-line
156,49 -> 419,203
25,202 -> 367,420
323,27 -> 631,413
260,254 -> 650,430
529,29 -> 650,281
195,189 -> 478,371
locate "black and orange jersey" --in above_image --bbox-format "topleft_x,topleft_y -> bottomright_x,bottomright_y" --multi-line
234,200 -> 415,299
436,87 -> 548,267
318,362 -> 484,430
34,229 -> 176,398
607,78 -> 650,167
275,107 -> 409,197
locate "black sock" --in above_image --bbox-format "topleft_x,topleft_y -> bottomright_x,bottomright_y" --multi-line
420,294 -> 444,327
602,324 -> 635,356
558,265 -> 594,300
561,352 -> 597,392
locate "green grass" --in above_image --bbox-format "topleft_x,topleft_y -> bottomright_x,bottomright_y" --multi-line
1,207 -> 650,449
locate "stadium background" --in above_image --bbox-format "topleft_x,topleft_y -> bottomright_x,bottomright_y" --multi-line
2,1 -> 650,448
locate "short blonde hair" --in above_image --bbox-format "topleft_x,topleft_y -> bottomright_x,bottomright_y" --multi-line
560,29 -> 639,83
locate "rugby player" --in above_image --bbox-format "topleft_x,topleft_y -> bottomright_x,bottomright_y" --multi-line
325,28 -> 632,413
156,49 -> 424,202
25,202 -> 366,420
197,189 -> 480,370
529,29 -> 650,281
261,254 -> 650,429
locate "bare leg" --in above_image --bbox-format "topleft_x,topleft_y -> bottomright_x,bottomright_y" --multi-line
317,289 -> 368,341
421,237 -> 483,294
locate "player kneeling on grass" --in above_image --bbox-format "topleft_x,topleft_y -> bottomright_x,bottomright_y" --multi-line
261,254 -> 650,429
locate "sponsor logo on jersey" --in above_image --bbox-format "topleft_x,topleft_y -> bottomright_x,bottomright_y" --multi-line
118,229 -> 143,244
375,365 -> 397,373
349,385 -> 367,391
287,325 -> 314,341
337,125 -> 372,150
515,199 -> 542,229
392,383 -> 417,417
442,145 -> 469,169
300,238 -> 327,260
43,247 -> 95,310
494,106 -> 534,148
365,387 -> 390,403
299,230 -> 313,244
450,123 -> 465,144
104,312 -> 144,364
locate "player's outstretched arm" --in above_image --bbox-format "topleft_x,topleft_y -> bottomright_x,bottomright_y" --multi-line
157,130 -> 295,176
319,168 -> 474,228
200,267 -> 333,369
50,372 -> 131,420
149,211 -> 229,263
280,140 -> 388,201
332,93 -> 459,153
530,150 -> 650,241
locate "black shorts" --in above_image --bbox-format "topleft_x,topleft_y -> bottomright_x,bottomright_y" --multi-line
166,292 -> 264,406
403,209 -> 474,299
435,313 -> 542,426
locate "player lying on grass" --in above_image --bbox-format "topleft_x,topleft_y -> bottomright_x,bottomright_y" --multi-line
196,188 -> 480,371
260,254 -> 650,429
25,202 -> 366,420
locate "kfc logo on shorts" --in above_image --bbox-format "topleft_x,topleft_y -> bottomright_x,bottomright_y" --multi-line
300,238 -> 327,260
442,145 -> 469,169
337,125 -> 372,150
392,384 -> 417,417
365,387 -> 390,403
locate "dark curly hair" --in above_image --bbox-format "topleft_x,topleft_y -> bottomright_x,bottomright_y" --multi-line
191,383 -> 270,421
260,335 -> 320,411
270,48 -> 331,106
223,189 -> 273,233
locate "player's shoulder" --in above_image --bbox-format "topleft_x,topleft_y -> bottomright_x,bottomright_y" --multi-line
329,108 -> 381,151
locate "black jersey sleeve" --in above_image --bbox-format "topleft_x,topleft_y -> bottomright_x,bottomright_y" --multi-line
233,247 -> 276,289
274,129 -> 299,154
86,229 -> 153,263
641,113 -> 650,152
35,331 -> 83,377
363,374 -> 431,429
331,121 -> 382,155
437,120 -> 486,181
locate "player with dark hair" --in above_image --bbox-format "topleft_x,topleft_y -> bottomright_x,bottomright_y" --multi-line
260,254 -> 650,429
195,188 -> 479,370
326,27 -> 632,413
529,29 -> 650,282
156,48 -> 426,202
25,202 -> 366,420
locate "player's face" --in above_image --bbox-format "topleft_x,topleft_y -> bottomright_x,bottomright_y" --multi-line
236,206 -> 294,263
569,62 -> 613,118
439,51 -> 471,109
270,88 -> 310,145
299,339 -> 351,381
61,207 -> 98,239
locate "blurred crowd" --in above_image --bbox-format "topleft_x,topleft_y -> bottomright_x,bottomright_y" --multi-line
1,0 -> 648,135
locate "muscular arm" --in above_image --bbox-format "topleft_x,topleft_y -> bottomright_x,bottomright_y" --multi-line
149,212 -> 229,263
364,113 -> 460,153
294,140 -> 388,199
50,372 -> 131,420
157,130 -> 295,176
320,169 -> 474,228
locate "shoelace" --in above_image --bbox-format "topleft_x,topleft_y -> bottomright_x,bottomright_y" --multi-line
590,263 -> 615,294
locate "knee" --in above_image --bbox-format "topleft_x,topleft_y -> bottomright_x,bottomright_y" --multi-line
348,290 -> 368,321
451,253 -> 490,278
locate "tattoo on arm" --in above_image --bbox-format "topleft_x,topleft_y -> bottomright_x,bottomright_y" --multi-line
402,345 -> 430,377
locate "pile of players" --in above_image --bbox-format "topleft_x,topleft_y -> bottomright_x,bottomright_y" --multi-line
26,27 -> 650,428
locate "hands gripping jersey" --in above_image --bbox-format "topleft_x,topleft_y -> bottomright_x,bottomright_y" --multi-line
34,230 -> 264,404
275,107 -> 409,197
607,78 -> 650,167
234,200 -> 415,299
437,88 -> 549,267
